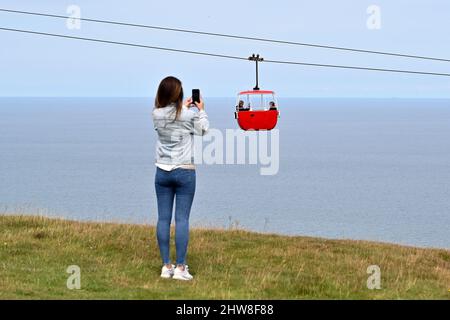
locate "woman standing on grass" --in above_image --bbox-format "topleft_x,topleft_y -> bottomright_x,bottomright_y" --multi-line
152,76 -> 209,281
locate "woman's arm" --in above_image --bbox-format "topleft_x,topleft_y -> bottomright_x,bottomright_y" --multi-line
190,98 -> 209,136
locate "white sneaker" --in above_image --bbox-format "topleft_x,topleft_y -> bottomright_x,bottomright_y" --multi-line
160,264 -> 175,278
173,265 -> 193,281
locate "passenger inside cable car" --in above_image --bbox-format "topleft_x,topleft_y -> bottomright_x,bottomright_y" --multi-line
269,101 -> 277,110
236,100 -> 250,111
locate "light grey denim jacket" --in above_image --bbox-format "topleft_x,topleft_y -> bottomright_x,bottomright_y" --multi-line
152,103 -> 209,165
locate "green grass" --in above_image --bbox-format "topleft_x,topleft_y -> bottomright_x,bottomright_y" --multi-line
0,215 -> 449,299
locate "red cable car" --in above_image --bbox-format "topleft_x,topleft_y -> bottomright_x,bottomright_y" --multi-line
235,90 -> 279,131
234,54 -> 280,131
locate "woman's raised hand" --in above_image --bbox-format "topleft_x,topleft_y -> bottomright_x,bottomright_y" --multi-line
184,97 -> 204,111
184,98 -> 193,107
194,98 -> 205,111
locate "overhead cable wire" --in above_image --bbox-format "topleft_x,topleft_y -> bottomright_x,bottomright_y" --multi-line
0,27 -> 247,61
1,27 -> 450,78
1,7 -> 450,63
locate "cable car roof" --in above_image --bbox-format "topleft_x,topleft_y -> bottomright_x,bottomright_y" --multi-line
238,90 -> 275,95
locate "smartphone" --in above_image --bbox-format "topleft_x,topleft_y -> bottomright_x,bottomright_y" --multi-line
192,89 -> 200,103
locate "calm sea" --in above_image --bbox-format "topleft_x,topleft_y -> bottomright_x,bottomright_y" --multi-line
0,97 -> 449,248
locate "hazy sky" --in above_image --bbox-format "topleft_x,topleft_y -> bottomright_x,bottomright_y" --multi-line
0,0 -> 449,97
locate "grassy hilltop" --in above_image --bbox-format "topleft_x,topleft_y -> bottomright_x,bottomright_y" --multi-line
0,215 -> 449,299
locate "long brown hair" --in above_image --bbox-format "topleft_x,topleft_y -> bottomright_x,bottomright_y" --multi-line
155,76 -> 184,120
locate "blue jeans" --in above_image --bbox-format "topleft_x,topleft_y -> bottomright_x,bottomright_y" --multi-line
155,167 -> 196,265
